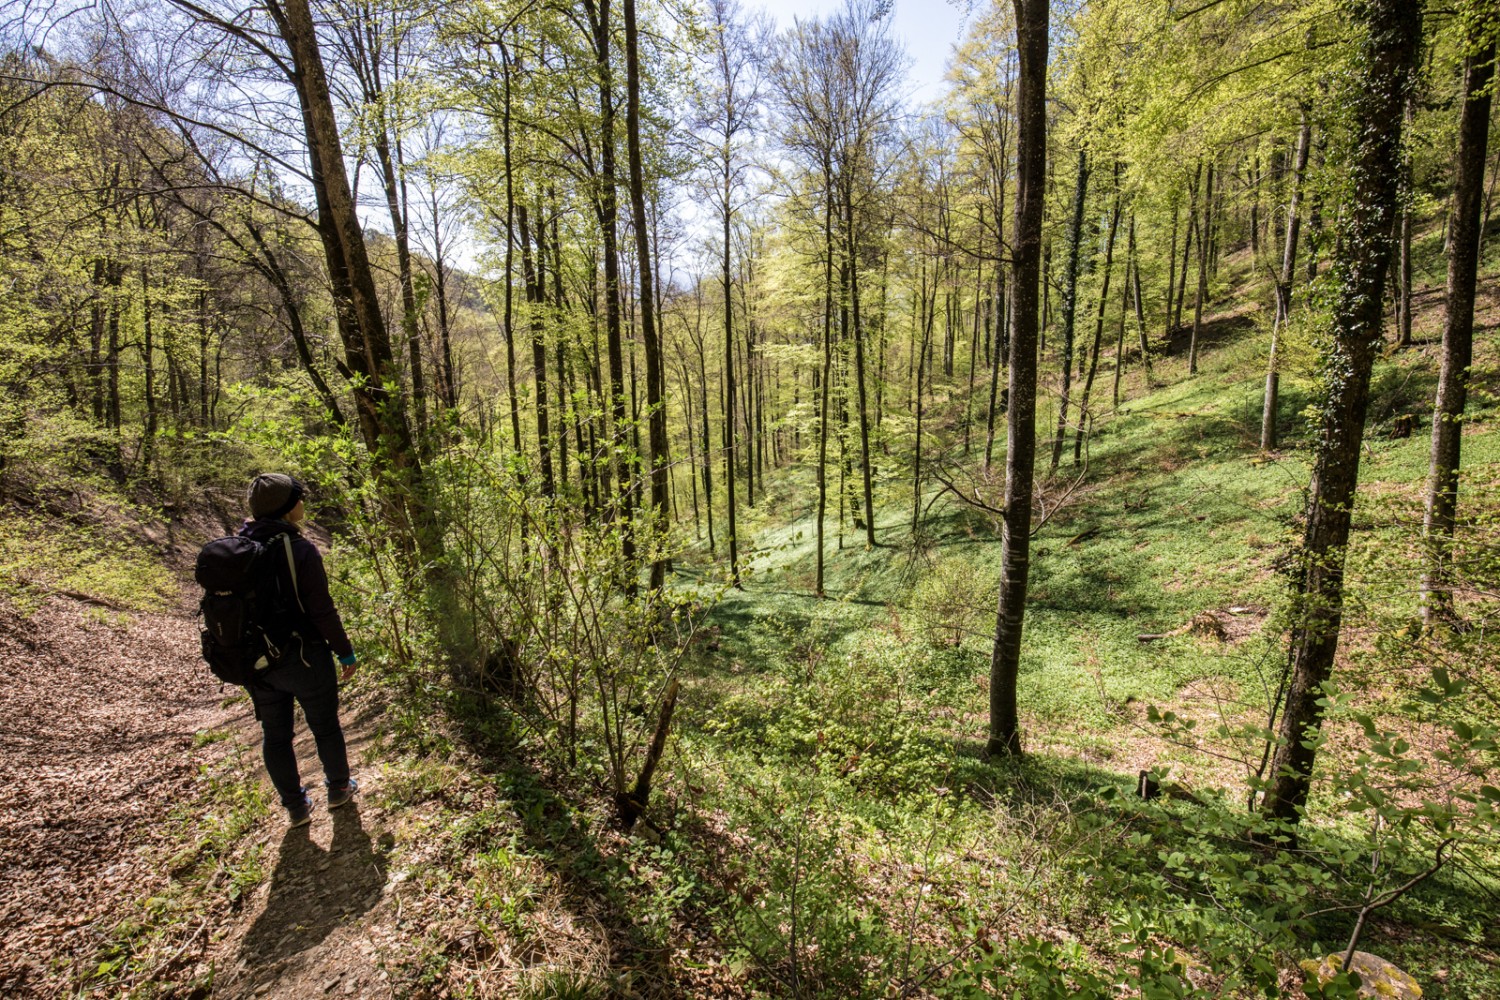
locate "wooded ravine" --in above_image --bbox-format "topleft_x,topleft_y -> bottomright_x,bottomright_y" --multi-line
2,0 -> 1499,996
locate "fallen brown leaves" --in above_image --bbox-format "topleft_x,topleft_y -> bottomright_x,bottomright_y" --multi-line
0,591 -> 241,997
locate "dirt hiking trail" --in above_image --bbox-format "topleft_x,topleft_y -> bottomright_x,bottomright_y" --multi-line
0,585 -> 400,999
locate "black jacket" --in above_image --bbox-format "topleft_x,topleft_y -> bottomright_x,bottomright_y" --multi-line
239,518 -> 354,659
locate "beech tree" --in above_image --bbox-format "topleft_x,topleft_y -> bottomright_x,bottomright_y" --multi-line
691,0 -> 768,586
987,0 -> 1047,758
1422,17 -> 1496,625
1261,0 -> 1423,827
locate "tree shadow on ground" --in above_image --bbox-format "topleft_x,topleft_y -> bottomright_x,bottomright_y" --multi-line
701,592 -> 884,672
447,705 -> 688,996
944,734 -> 1133,800
238,803 -> 389,967
1160,308 -> 1258,359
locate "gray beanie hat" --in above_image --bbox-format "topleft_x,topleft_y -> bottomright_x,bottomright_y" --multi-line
247,473 -> 306,519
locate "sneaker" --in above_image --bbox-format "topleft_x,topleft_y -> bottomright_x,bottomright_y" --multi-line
326,778 -> 359,809
286,791 -> 313,827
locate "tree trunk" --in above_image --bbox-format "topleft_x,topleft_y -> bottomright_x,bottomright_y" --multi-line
279,0 -> 411,468
1112,220 -> 1134,408
517,203 -> 555,496
912,267 -> 935,537
586,0 -> 635,573
1130,218 -> 1153,385
964,224 -> 983,456
373,127 -> 426,442
680,357 -> 701,537
984,274 -> 1007,469
431,187 -> 458,411
1396,91 -> 1416,348
848,200 -> 877,548
1050,149 -> 1089,473
140,264 -> 157,468
816,161 -> 834,595
624,0 -> 670,590
1164,203 -> 1179,337
1262,0 -> 1422,828
107,266 -> 121,431
1175,169 -> 1198,335
697,327 -> 716,555
500,47 -> 524,455
1422,39 -> 1494,624
89,258 -> 107,424
988,0 -> 1047,758
1263,109 -> 1312,451
1189,161 -> 1213,375
1073,167 -> 1122,466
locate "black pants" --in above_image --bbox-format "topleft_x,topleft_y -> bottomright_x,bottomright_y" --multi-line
249,640 -> 350,808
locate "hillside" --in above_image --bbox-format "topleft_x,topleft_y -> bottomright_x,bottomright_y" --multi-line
4,1 -> 1500,997
2,225 -> 1497,998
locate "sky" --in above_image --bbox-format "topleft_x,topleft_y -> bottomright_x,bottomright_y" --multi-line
407,0 -> 981,275
751,0 -> 977,108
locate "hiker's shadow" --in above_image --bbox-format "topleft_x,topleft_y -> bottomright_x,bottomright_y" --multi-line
239,803 -> 390,964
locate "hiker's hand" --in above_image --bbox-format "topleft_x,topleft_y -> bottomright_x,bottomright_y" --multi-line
338,652 -> 358,681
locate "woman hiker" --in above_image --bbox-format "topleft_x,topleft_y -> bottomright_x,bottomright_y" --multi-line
242,473 -> 360,826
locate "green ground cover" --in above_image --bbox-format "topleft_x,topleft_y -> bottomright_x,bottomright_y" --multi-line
639,301 -> 1500,997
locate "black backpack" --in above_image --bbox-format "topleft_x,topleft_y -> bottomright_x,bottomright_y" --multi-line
194,532 -> 301,686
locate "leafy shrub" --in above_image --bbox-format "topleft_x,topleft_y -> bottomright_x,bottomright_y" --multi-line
909,555 -> 995,648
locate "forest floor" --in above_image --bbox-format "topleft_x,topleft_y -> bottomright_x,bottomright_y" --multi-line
2,230 -> 1499,999
0,589 -> 238,997
0,490 -> 420,1000
0,575 -> 411,1000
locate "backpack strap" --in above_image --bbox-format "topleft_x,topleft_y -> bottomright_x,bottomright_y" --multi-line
279,533 -> 306,614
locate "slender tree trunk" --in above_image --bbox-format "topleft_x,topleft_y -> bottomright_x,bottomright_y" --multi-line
1305,136 -> 1326,284
500,48 -> 524,455
1397,91 -> 1416,348
1040,243 -> 1050,352
816,162 -> 834,596
912,270 -> 935,537
374,128 -> 426,442
1175,168 -> 1198,335
1074,168 -> 1122,466
89,257 -> 106,423
432,190 -> 458,412
1165,204 -> 1178,338
984,274 -> 1006,469
546,199 -> 570,490
697,329 -> 716,554
741,275 -> 757,509
1189,161 -> 1213,375
848,201 -> 877,548
1250,155 -> 1262,257
1422,40 -> 1494,624
1131,219 -> 1152,385
1050,149 -> 1089,473
197,272 -> 210,426
624,0 -> 670,589
107,267 -> 121,431
964,226 -> 983,456
1263,109 -> 1312,451
586,0 -> 635,573
517,203 -> 555,496
1112,222 -> 1134,408
988,0 -> 1047,758
680,357 -> 701,537
1262,0 -> 1421,827
140,264 -> 157,468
